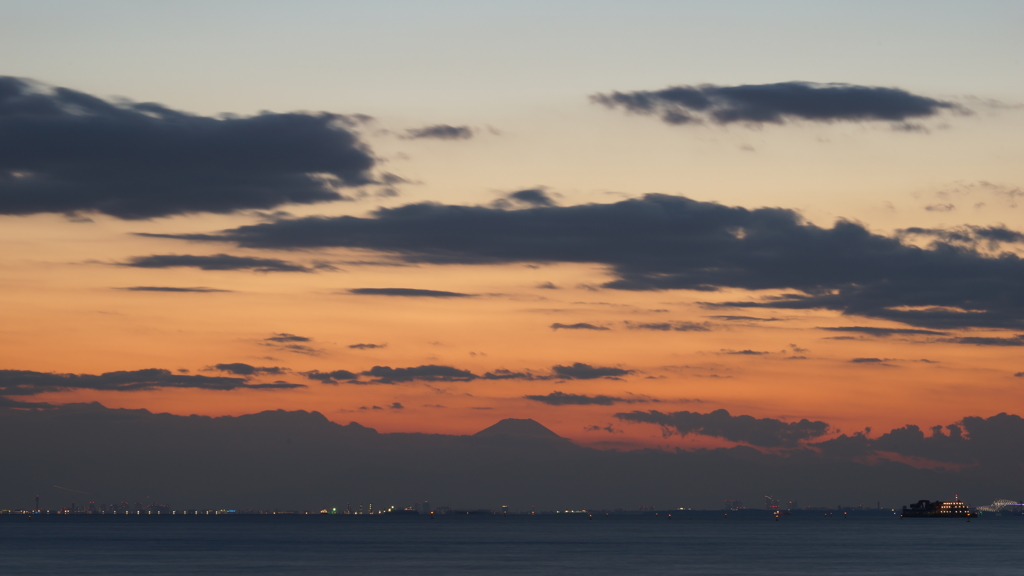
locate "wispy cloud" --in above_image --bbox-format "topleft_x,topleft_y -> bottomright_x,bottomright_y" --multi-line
347,288 -> 474,298
403,124 -> 474,140
121,254 -> 312,273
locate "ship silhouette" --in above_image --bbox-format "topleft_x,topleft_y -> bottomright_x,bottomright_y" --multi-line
901,494 -> 977,518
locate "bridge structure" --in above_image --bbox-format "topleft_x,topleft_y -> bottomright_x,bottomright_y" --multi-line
975,499 -> 1024,513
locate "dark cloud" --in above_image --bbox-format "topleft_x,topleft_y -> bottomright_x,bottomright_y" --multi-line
122,254 -> 311,273
941,335 -> 1024,346
268,344 -> 318,355
263,333 -> 318,355
973,226 -> 1024,244
306,362 -> 636,383
536,282 -> 559,289
214,363 -> 285,376
491,188 -> 558,209
900,225 -> 1024,250
302,370 -> 359,384
259,380 -> 303,389
721,349 -> 769,355
814,413 -> 1024,468
626,321 -> 710,332
524,391 -> 645,406
820,326 -> 947,337
0,76 -> 374,219
480,369 -> 537,381
0,368 -> 303,397
0,396 -> 54,409
550,323 -> 609,331
119,286 -> 231,293
302,363 -> 617,384
551,363 -> 631,380
379,172 -> 410,186
389,402 -> 405,410
347,288 -> 473,298
591,81 -> 961,127
348,343 -> 386,350
174,194 -> 1024,329
362,365 -> 477,384
265,333 -> 310,343
706,315 -> 779,322
630,323 -> 674,331
403,124 -> 474,140
850,357 -> 891,363
508,189 -> 556,207
584,424 -> 622,434
616,409 -> 830,448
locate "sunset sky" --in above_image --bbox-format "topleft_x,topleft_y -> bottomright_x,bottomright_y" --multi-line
2,0 -> 1023,454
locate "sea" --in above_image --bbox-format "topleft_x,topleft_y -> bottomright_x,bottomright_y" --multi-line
1,512 -> 1021,575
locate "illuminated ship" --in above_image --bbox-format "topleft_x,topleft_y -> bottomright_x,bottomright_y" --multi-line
900,494 -> 977,518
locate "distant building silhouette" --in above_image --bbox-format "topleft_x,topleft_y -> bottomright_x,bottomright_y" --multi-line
723,500 -> 744,511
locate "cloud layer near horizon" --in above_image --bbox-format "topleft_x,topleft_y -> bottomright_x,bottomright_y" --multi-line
3,402 -> 1021,511
0,368 -> 303,397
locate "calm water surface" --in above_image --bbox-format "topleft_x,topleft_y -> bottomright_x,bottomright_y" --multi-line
1,514 -> 1020,575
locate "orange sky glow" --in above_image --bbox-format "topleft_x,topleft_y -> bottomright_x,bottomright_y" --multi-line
2,3 -> 1023,467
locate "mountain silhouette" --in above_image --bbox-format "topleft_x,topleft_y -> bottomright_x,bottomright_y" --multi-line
474,418 -> 563,439
0,403 -> 1012,512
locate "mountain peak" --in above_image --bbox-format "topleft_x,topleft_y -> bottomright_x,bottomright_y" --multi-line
474,418 -> 562,439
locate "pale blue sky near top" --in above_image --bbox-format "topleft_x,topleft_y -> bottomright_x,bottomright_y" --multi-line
2,0 -> 1021,233
2,0 -> 1021,118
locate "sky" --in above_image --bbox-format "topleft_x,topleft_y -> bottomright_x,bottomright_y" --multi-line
2,0 -> 1024,465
